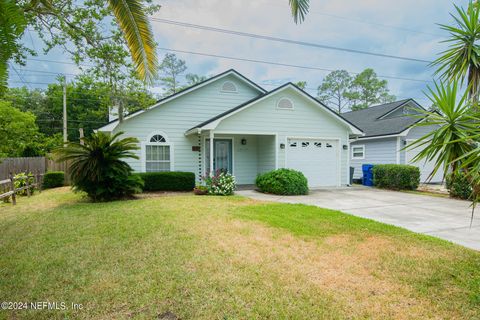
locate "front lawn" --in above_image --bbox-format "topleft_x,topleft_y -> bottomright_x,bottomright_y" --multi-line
0,188 -> 479,319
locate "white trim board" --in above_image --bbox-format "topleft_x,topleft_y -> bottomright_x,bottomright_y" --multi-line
186,84 -> 364,136
98,70 -> 266,132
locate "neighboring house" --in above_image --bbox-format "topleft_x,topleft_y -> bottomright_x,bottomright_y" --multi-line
97,69 -> 363,187
342,99 -> 443,183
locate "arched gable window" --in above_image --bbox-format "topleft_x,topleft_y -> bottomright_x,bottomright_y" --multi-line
220,81 -> 237,93
145,132 -> 172,172
277,97 -> 294,110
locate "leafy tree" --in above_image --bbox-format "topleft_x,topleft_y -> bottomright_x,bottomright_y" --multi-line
294,81 -> 307,90
1,0 -> 309,93
1,0 -> 159,94
4,74 -> 156,141
0,100 -> 39,157
186,73 -> 207,86
346,69 -> 396,111
54,131 -> 143,201
159,53 -> 187,96
317,70 -> 353,113
432,2 -> 480,100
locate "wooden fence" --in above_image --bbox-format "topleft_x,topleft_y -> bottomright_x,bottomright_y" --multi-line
0,173 -> 44,205
0,157 -> 70,184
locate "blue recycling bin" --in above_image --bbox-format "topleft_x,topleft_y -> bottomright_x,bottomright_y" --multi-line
362,164 -> 374,186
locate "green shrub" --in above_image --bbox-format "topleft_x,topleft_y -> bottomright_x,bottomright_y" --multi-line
135,172 -> 195,191
43,171 -> 65,189
446,172 -> 472,200
256,169 -> 308,195
54,131 -> 143,202
373,164 -> 420,190
13,172 -> 35,196
202,170 -> 236,195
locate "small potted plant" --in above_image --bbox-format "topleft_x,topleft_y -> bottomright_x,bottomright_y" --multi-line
193,185 -> 208,195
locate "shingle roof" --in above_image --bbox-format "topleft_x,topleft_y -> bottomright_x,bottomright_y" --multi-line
341,99 -> 423,138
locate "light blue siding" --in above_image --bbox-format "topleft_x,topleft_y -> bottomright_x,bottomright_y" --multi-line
406,124 -> 438,140
112,74 -> 262,179
350,138 -> 397,179
257,135 -> 276,174
214,87 -> 351,185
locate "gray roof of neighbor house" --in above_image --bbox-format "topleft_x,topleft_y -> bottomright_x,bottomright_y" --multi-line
341,99 -> 424,138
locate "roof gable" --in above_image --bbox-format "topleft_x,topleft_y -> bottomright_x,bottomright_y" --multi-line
342,99 -> 426,138
186,83 -> 363,135
97,69 -> 266,132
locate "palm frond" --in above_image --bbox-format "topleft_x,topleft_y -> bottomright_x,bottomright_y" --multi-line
288,0 -> 310,24
0,0 -> 26,95
405,80 -> 480,182
108,0 -> 158,84
431,2 -> 480,96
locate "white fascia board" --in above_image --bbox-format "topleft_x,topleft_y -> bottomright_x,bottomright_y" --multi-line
192,83 -> 364,135
97,70 -> 265,132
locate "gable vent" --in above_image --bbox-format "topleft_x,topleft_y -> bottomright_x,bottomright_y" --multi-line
221,81 -> 237,93
277,98 -> 294,110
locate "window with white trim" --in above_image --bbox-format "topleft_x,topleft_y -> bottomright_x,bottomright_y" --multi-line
277,97 -> 294,110
220,81 -> 237,93
352,145 -> 365,160
145,134 -> 171,172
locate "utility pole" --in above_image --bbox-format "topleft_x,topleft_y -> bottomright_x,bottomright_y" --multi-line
79,128 -> 84,145
63,75 -> 67,144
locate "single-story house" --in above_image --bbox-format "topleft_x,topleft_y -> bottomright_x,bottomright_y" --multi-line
97,69 -> 363,187
342,99 -> 443,183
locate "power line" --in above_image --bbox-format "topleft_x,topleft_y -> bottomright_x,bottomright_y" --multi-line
263,1 -> 444,38
157,47 -> 432,84
10,65 -> 34,90
151,18 -> 432,64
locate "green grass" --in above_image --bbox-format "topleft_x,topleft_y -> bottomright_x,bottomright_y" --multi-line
0,188 -> 479,319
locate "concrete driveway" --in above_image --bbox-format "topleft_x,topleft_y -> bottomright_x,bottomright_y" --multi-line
236,187 -> 480,251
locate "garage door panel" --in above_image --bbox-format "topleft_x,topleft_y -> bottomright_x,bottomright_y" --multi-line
286,138 -> 339,187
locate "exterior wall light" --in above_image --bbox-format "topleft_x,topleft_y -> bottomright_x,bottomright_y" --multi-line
241,138 -> 247,145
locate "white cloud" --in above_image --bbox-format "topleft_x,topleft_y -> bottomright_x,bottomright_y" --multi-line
15,0 -> 470,106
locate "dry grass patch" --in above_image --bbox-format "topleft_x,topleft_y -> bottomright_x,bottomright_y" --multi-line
0,190 -> 478,319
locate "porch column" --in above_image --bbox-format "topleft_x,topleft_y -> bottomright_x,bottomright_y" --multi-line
209,130 -> 214,176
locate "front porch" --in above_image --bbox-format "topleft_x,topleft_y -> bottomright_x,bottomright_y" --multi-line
198,131 -> 278,185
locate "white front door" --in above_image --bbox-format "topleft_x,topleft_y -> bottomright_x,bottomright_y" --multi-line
286,138 -> 339,187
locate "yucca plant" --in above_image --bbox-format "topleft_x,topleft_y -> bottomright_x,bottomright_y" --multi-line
407,80 -> 480,225
54,131 -> 143,202
431,2 -> 480,100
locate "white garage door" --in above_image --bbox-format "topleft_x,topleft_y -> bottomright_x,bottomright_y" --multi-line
286,138 -> 339,187
405,141 -> 444,183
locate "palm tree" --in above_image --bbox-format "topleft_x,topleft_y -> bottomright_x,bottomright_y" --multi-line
431,2 -> 480,100
1,0 -> 309,92
0,0 -> 27,95
289,0 -> 310,24
54,131 -> 143,201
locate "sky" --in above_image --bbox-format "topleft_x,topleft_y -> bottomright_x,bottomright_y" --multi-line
9,0 -> 470,106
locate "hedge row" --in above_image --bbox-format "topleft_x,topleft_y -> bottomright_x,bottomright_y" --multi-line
446,172 -> 472,200
373,164 -> 420,190
43,171 -> 65,189
134,172 -> 195,191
